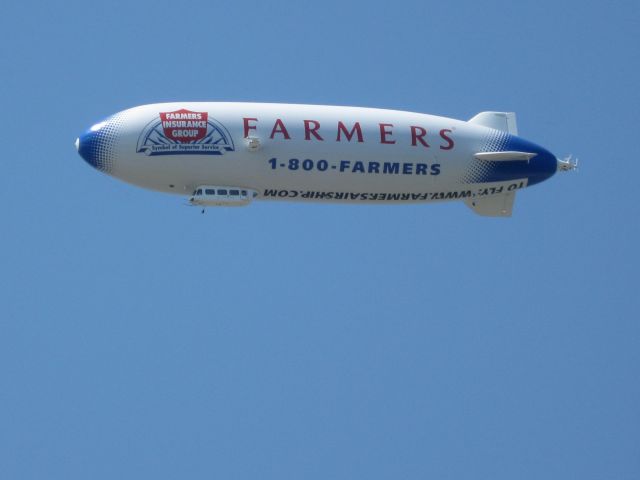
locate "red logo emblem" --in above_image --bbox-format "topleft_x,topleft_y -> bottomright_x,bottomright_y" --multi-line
160,109 -> 208,143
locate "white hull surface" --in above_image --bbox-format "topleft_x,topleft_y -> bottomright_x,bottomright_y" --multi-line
77,103 -> 567,216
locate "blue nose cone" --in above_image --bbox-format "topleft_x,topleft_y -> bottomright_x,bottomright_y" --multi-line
464,132 -> 558,186
75,120 -> 117,173
507,135 -> 557,186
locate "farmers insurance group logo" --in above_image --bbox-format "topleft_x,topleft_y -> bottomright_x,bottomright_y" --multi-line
137,109 -> 235,156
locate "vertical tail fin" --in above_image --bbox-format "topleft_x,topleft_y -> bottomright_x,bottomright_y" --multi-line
464,192 -> 516,217
469,112 -> 518,135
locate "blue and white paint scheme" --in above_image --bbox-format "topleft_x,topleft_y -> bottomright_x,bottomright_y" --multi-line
76,103 -> 574,216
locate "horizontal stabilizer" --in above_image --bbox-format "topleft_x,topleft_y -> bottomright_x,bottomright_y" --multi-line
469,112 -> 518,135
464,192 -> 516,217
474,151 -> 537,162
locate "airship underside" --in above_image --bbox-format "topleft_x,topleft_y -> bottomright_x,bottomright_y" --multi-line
76,103 -> 574,216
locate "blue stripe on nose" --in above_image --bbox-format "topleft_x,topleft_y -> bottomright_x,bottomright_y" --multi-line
463,131 -> 558,186
76,119 -> 118,174
505,135 -> 557,186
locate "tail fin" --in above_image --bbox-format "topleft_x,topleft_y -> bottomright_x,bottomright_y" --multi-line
464,191 -> 516,217
469,112 -> 518,135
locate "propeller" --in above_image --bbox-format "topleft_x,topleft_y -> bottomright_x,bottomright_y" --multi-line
558,154 -> 578,172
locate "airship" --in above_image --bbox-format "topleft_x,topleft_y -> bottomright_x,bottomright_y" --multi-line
76,102 -> 575,216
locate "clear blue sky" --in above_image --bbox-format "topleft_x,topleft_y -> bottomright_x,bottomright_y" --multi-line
1,1 -> 639,478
